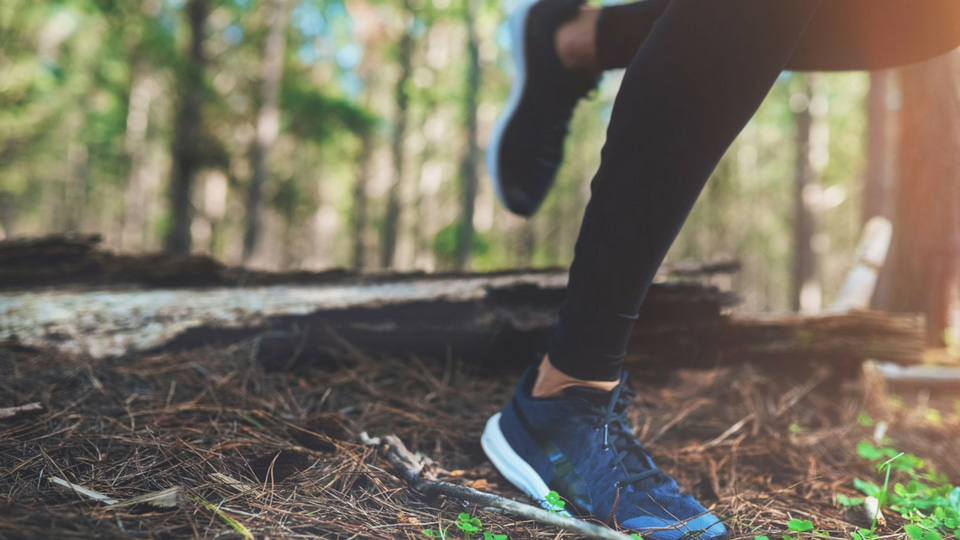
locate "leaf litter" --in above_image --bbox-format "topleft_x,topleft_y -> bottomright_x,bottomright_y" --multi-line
1,341 -> 958,539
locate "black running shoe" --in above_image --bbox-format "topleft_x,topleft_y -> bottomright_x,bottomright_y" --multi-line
487,0 -> 599,218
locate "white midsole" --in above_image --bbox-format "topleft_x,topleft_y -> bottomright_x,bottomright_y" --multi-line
480,412 -> 570,515
486,0 -> 537,211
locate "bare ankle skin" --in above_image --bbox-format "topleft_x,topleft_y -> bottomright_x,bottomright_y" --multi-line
555,6 -> 601,73
531,355 -> 619,398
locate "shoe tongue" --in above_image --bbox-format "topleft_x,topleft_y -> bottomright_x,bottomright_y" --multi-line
561,385 -> 614,408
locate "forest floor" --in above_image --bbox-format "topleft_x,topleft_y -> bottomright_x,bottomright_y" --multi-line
1,340 -> 958,540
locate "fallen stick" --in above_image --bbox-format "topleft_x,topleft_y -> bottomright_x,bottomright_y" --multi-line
364,433 -> 637,540
49,476 -> 118,505
111,486 -> 186,509
0,402 -> 44,420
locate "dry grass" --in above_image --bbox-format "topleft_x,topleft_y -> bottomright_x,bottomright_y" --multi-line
1,340 -> 958,539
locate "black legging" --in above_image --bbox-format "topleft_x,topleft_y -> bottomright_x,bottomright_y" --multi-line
549,0 -> 960,381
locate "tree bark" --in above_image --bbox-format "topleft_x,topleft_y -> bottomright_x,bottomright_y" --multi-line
455,0 -> 481,270
352,132 -> 374,270
862,71 -> 895,224
165,0 -> 210,254
380,2 -> 415,269
243,0 -> 290,263
121,64 -> 158,251
791,74 -> 828,314
888,52 -> 960,345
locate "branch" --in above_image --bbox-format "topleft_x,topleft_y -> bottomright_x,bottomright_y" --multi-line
365,433 -> 636,540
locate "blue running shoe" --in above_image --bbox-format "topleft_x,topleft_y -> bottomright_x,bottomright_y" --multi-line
481,367 -> 727,540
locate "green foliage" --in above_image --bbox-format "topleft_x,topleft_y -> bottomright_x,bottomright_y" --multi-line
455,513 -> 482,535
850,528 -> 877,540
281,80 -> 377,142
432,220 -> 491,269
835,493 -> 865,507
423,513 -> 506,539
545,490 -> 566,513
787,520 -> 814,532
849,441 -> 960,539
0,0 -> 880,304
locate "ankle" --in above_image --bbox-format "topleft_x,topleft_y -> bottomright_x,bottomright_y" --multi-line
531,355 -> 619,398
554,6 -> 601,72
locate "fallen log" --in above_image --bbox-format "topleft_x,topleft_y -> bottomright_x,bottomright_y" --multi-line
0,235 -> 923,368
0,271 -> 726,361
629,310 -> 926,371
0,272 -> 923,369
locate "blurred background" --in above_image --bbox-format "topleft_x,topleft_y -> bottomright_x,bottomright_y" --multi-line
1,0 -> 957,341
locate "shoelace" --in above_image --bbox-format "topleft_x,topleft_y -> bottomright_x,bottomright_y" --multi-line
598,378 -> 664,490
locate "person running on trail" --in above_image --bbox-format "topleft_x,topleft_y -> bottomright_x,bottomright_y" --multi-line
479,1 -> 960,538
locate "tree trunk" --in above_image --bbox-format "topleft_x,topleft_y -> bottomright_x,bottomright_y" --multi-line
165,0 -> 210,254
352,132 -> 374,270
862,71 -> 895,224
455,0 -> 481,270
243,0 -> 289,263
791,73 -> 828,314
380,2 -> 414,269
888,52 -> 960,345
121,64 -> 158,251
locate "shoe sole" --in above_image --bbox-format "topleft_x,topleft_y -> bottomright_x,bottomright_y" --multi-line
486,0 -> 537,217
480,412 -> 570,515
483,413 -> 726,540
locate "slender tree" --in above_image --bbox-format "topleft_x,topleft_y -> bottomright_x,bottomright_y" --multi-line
352,132 -> 374,269
862,71 -> 895,224
244,0 -> 290,263
455,0 -> 481,270
165,0 -> 211,254
380,0 -> 415,268
791,73 -> 829,313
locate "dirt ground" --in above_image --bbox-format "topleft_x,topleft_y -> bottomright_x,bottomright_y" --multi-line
1,340 -> 958,539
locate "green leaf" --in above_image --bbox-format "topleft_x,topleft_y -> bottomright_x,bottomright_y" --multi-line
905,524 -> 925,539
787,519 -> 815,532
545,490 -> 566,511
456,513 -> 482,534
483,533 -> 507,540
837,494 -> 866,507
857,412 -> 874,427
857,441 -> 887,461
630,535 -> 644,540
755,537 -> 769,540
854,478 -> 882,499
